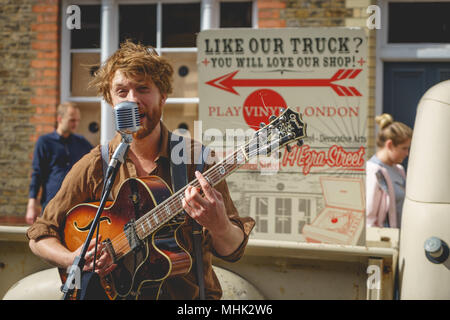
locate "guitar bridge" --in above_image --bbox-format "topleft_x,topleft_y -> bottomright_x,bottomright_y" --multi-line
124,219 -> 143,251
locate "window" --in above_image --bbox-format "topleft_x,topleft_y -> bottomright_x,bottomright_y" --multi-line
119,5 -> 157,46
275,198 -> 291,234
298,198 -> 310,233
69,4 -> 101,97
66,4 -> 102,146
70,5 -> 101,49
220,1 -> 253,28
255,197 -> 268,233
163,3 -> 200,47
389,2 -> 450,43
61,0 -> 255,145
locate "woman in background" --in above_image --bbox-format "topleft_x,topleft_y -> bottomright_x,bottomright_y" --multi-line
366,113 -> 413,228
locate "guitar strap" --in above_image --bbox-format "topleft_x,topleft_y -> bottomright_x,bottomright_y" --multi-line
100,142 -> 112,200
168,132 -> 208,301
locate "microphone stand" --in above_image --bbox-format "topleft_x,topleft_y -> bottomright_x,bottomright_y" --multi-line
61,133 -> 132,300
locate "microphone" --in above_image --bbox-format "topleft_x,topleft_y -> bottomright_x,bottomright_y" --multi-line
114,101 -> 141,134
104,102 -> 141,180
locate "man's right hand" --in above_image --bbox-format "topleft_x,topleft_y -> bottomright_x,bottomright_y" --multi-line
25,198 -> 40,225
30,236 -> 116,278
72,236 -> 117,277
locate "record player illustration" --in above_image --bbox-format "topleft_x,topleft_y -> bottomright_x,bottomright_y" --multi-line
302,176 -> 365,245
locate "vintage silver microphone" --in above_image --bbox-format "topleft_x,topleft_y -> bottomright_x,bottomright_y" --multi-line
105,101 -> 141,178
114,101 -> 141,135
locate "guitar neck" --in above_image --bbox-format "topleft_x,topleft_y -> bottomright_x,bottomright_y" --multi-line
108,107 -> 305,259
134,146 -> 249,240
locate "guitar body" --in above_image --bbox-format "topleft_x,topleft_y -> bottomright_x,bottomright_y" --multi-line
60,176 -> 192,300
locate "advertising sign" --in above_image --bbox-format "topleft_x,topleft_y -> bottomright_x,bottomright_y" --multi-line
197,28 -> 368,245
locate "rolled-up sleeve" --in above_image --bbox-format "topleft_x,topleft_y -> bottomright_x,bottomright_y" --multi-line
205,178 -> 255,262
211,216 -> 255,262
192,146 -> 255,263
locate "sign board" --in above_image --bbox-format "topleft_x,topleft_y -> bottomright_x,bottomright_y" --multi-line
197,28 -> 367,245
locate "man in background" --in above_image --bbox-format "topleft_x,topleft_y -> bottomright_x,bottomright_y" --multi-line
26,102 -> 93,224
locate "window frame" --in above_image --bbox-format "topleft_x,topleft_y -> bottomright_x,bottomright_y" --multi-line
275,198 -> 292,234
60,0 -> 257,143
375,0 -> 450,118
249,194 -> 317,239
61,0 -> 102,105
61,0 -> 257,105
255,196 -> 269,233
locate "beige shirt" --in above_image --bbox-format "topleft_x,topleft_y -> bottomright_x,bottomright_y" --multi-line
27,123 -> 255,299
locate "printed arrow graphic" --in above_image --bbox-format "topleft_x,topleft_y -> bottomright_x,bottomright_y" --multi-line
205,69 -> 363,96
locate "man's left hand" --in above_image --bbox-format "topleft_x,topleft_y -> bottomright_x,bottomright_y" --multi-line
182,171 -> 232,237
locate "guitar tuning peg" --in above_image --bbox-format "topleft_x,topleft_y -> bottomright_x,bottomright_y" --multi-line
286,144 -> 292,153
278,109 -> 286,121
269,115 -> 277,122
297,140 -> 304,147
260,122 -> 266,128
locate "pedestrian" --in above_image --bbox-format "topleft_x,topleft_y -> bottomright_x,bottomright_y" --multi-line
366,113 -> 413,228
26,102 -> 92,224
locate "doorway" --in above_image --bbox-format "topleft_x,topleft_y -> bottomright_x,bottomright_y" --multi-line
383,62 -> 450,168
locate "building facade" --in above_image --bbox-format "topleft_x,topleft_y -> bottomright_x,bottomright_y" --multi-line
1,0 -> 449,223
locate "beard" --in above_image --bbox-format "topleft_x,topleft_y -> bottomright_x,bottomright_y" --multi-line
60,123 -> 76,137
133,99 -> 164,140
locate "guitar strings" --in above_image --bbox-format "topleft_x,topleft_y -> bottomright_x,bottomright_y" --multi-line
104,133 -> 294,261
105,147 -> 246,258
105,144 -> 274,259
105,154 -> 240,258
96,113 -> 301,260
89,134 -> 284,268
132,125 -> 289,235
133,147 -> 245,229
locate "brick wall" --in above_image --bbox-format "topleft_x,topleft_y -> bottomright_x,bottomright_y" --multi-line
0,0 -> 60,221
258,0 -> 287,28
30,1 -> 60,142
258,0 -> 377,156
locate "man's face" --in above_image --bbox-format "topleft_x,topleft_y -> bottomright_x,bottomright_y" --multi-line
58,107 -> 81,135
110,70 -> 166,140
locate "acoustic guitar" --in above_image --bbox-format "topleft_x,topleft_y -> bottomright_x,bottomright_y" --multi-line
60,108 -> 307,299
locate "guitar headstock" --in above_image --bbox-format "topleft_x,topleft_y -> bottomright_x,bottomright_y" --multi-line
271,108 -> 307,147
247,108 -> 307,158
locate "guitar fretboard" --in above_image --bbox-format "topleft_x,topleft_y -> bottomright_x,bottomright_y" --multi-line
106,107 -> 306,261
134,146 -> 249,240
